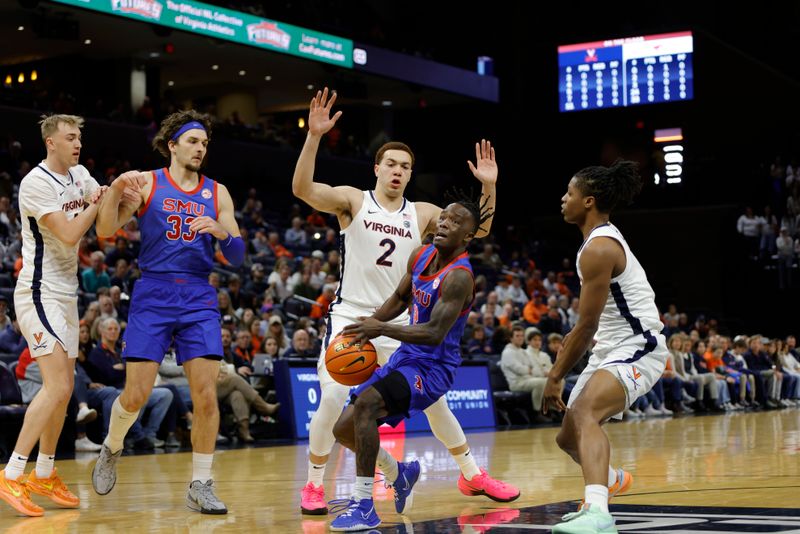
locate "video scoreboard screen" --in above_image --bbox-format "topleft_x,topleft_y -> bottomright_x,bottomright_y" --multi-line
558,31 -> 693,112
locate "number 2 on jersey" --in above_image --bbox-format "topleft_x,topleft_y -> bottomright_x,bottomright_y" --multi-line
165,215 -> 198,242
376,238 -> 396,266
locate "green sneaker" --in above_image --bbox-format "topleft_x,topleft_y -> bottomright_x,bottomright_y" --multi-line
552,504 -> 617,533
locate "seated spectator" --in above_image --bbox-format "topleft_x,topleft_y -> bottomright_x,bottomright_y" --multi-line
306,209 -> 327,231
245,263 -> 270,296
110,258 -> 136,294
322,250 -> 340,276
233,329 -> 255,368
109,286 -> 129,323
84,317 -> 173,449
308,254 -> 326,290
744,335 -> 782,408
500,326 -> 550,422
310,284 -> 336,320
268,261 -> 294,302
506,276 -> 529,307
251,230 -> 274,262
268,231 -> 293,259
82,251 -> 111,293
267,315 -> 290,357
0,318 -> 25,355
480,291 -> 502,319
105,236 -> 134,268
466,326 -> 494,356
16,347 -> 103,452
217,360 -> 279,442
218,290 -> 238,322
292,267 -> 320,300
284,329 -> 315,358
285,216 -> 307,246
522,292 -> 548,325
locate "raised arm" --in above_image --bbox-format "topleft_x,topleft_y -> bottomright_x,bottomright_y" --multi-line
96,171 -> 149,238
292,87 -> 361,218
344,267 -> 473,346
542,238 -> 621,412
420,139 -> 497,239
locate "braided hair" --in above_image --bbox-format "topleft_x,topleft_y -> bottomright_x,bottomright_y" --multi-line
444,187 -> 495,235
574,159 -> 642,213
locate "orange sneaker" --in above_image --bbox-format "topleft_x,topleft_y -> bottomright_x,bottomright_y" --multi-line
25,468 -> 79,508
578,468 -> 633,510
609,468 -> 633,499
0,470 -> 43,517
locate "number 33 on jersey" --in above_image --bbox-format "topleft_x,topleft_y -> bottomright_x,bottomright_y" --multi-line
137,167 -> 219,275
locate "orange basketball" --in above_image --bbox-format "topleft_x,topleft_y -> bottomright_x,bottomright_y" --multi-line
325,332 -> 378,386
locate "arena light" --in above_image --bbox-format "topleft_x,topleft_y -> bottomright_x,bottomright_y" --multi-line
17,25 -> 24,31
17,73 -> 24,83
4,75 -> 11,86
211,64 -> 219,70
298,118 -> 305,129
239,70 -> 246,76
30,70 -> 37,81
264,75 -> 271,81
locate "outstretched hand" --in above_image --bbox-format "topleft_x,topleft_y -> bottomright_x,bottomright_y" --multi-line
308,87 -> 343,137
467,139 -> 497,185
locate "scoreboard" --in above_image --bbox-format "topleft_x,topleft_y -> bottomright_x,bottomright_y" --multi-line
558,31 -> 693,112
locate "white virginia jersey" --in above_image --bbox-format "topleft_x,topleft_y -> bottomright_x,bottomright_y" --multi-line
576,223 -> 663,359
17,162 -> 99,296
331,191 -> 422,324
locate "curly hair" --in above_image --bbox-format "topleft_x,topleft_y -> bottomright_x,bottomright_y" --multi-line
152,110 -> 212,158
574,159 -> 642,213
444,187 -> 495,234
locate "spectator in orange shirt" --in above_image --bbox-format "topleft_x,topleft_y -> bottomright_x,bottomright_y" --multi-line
310,283 -> 336,320
522,292 -> 548,325
268,231 -> 293,259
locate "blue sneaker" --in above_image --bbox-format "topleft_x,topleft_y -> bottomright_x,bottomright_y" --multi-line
393,459 -> 421,514
329,498 -> 381,531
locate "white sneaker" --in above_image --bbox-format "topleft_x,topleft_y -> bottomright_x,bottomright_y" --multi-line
643,405 -> 660,417
76,406 -> 98,424
75,436 -> 102,452
623,409 -> 639,419
659,406 -> 673,416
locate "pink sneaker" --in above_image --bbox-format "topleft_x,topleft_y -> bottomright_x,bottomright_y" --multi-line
300,482 -> 327,515
457,468 -> 520,502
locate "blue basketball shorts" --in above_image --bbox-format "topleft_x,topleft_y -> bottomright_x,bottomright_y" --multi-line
122,273 -> 222,364
353,351 -> 455,427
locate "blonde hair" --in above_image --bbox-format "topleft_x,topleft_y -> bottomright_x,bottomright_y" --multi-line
39,114 -> 84,143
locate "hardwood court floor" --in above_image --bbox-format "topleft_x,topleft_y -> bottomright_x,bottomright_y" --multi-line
1,409 -> 799,533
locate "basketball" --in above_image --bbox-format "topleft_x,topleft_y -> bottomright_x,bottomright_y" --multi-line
324,332 -> 378,386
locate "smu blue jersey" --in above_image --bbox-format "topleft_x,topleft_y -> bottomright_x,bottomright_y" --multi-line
395,244 -> 474,371
137,168 -> 218,277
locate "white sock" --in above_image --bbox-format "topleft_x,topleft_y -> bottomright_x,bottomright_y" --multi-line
104,397 -> 141,454
353,476 -> 373,501
585,484 -> 609,513
375,448 -> 399,483
452,448 -> 481,481
308,460 -> 326,487
192,452 -> 214,484
3,452 -> 28,481
35,453 -> 55,479
608,466 -> 617,487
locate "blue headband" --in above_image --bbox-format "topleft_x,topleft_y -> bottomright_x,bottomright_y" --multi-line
170,121 -> 206,142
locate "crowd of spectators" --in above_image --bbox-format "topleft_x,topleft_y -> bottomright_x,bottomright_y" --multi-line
1,130 -> 799,457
